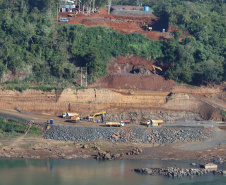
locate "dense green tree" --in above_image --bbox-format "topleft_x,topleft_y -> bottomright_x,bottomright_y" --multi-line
0,0 -> 225,86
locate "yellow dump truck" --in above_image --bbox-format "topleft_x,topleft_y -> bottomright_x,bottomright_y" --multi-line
62,112 -> 80,122
143,120 -> 163,127
106,121 -> 124,127
70,116 -> 80,123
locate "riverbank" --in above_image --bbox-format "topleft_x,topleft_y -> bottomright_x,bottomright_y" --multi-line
0,109 -> 226,162
0,133 -> 226,163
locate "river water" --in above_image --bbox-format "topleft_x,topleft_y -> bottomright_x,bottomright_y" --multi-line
0,159 -> 226,185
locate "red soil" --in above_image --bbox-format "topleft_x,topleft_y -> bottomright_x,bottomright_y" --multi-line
58,8 -> 170,41
91,56 -> 176,91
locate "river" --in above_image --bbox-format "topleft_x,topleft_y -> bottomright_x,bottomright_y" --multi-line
0,159 -> 225,185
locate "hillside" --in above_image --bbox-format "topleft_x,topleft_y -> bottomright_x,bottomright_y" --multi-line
0,0 -> 225,87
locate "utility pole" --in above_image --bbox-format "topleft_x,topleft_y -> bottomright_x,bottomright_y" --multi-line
86,67 -> 87,87
81,67 -> 83,86
80,67 -> 87,87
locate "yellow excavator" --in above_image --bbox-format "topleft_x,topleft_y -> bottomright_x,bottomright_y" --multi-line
88,111 -> 106,122
68,11 -> 78,17
152,65 -> 162,74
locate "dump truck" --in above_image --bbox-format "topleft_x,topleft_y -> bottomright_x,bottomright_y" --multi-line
143,120 -> 163,127
70,116 -> 80,123
106,121 -> 124,127
62,112 -> 80,122
62,112 -> 79,119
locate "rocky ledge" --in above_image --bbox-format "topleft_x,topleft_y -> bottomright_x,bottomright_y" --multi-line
134,167 -> 226,177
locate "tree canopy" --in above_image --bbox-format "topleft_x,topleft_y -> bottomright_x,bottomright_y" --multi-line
0,0 -> 225,86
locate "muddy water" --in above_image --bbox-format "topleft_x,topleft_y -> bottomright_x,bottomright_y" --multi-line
0,159 -> 226,185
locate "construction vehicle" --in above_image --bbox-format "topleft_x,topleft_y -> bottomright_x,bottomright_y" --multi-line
146,25 -> 152,31
152,65 -> 162,74
143,120 -> 163,127
140,22 -> 152,31
70,116 -> 80,123
62,112 -> 80,123
88,111 -> 106,122
62,112 -> 79,119
68,11 -> 78,17
123,120 -> 130,124
106,121 -> 125,127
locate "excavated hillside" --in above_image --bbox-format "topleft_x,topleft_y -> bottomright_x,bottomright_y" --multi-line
0,10 -> 224,123
58,8 -> 171,41
0,85 -> 224,123
0,55 -> 225,122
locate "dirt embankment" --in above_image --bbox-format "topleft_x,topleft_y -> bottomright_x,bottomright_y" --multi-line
0,87 -> 223,121
0,55 -> 224,121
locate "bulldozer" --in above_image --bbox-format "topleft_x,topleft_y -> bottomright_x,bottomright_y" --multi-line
144,25 -> 152,31
140,22 -> 152,31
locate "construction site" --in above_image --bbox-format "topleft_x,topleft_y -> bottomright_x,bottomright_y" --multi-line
0,2 -> 226,162
0,3 -> 225,126
57,5 -> 173,41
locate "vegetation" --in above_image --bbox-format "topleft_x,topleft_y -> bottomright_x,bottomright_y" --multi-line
0,117 -> 42,137
221,110 -> 226,121
151,0 -> 226,85
0,0 -> 225,87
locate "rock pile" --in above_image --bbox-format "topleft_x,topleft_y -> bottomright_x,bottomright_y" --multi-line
96,150 -> 122,160
134,167 -> 225,177
126,148 -> 142,155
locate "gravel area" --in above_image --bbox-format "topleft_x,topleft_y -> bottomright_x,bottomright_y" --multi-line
44,125 -> 213,144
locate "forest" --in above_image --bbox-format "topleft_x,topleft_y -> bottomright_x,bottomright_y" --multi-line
0,0 -> 225,87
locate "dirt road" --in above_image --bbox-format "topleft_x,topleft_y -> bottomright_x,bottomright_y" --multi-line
175,127 -> 226,150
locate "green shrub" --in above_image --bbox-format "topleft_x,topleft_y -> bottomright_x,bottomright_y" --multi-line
29,126 -> 42,136
0,117 -> 6,130
221,110 -> 226,121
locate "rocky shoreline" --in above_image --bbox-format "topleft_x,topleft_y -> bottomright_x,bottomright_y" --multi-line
134,167 -> 226,177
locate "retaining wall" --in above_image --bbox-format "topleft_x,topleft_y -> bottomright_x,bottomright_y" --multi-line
44,125 -> 213,144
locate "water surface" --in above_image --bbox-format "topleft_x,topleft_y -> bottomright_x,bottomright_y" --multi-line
0,159 -> 225,185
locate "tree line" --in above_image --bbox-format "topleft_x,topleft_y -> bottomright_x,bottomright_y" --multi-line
0,0 -> 225,86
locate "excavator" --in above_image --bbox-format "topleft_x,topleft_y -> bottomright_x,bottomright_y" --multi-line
88,111 -> 106,122
68,11 -> 78,17
152,65 -> 162,74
